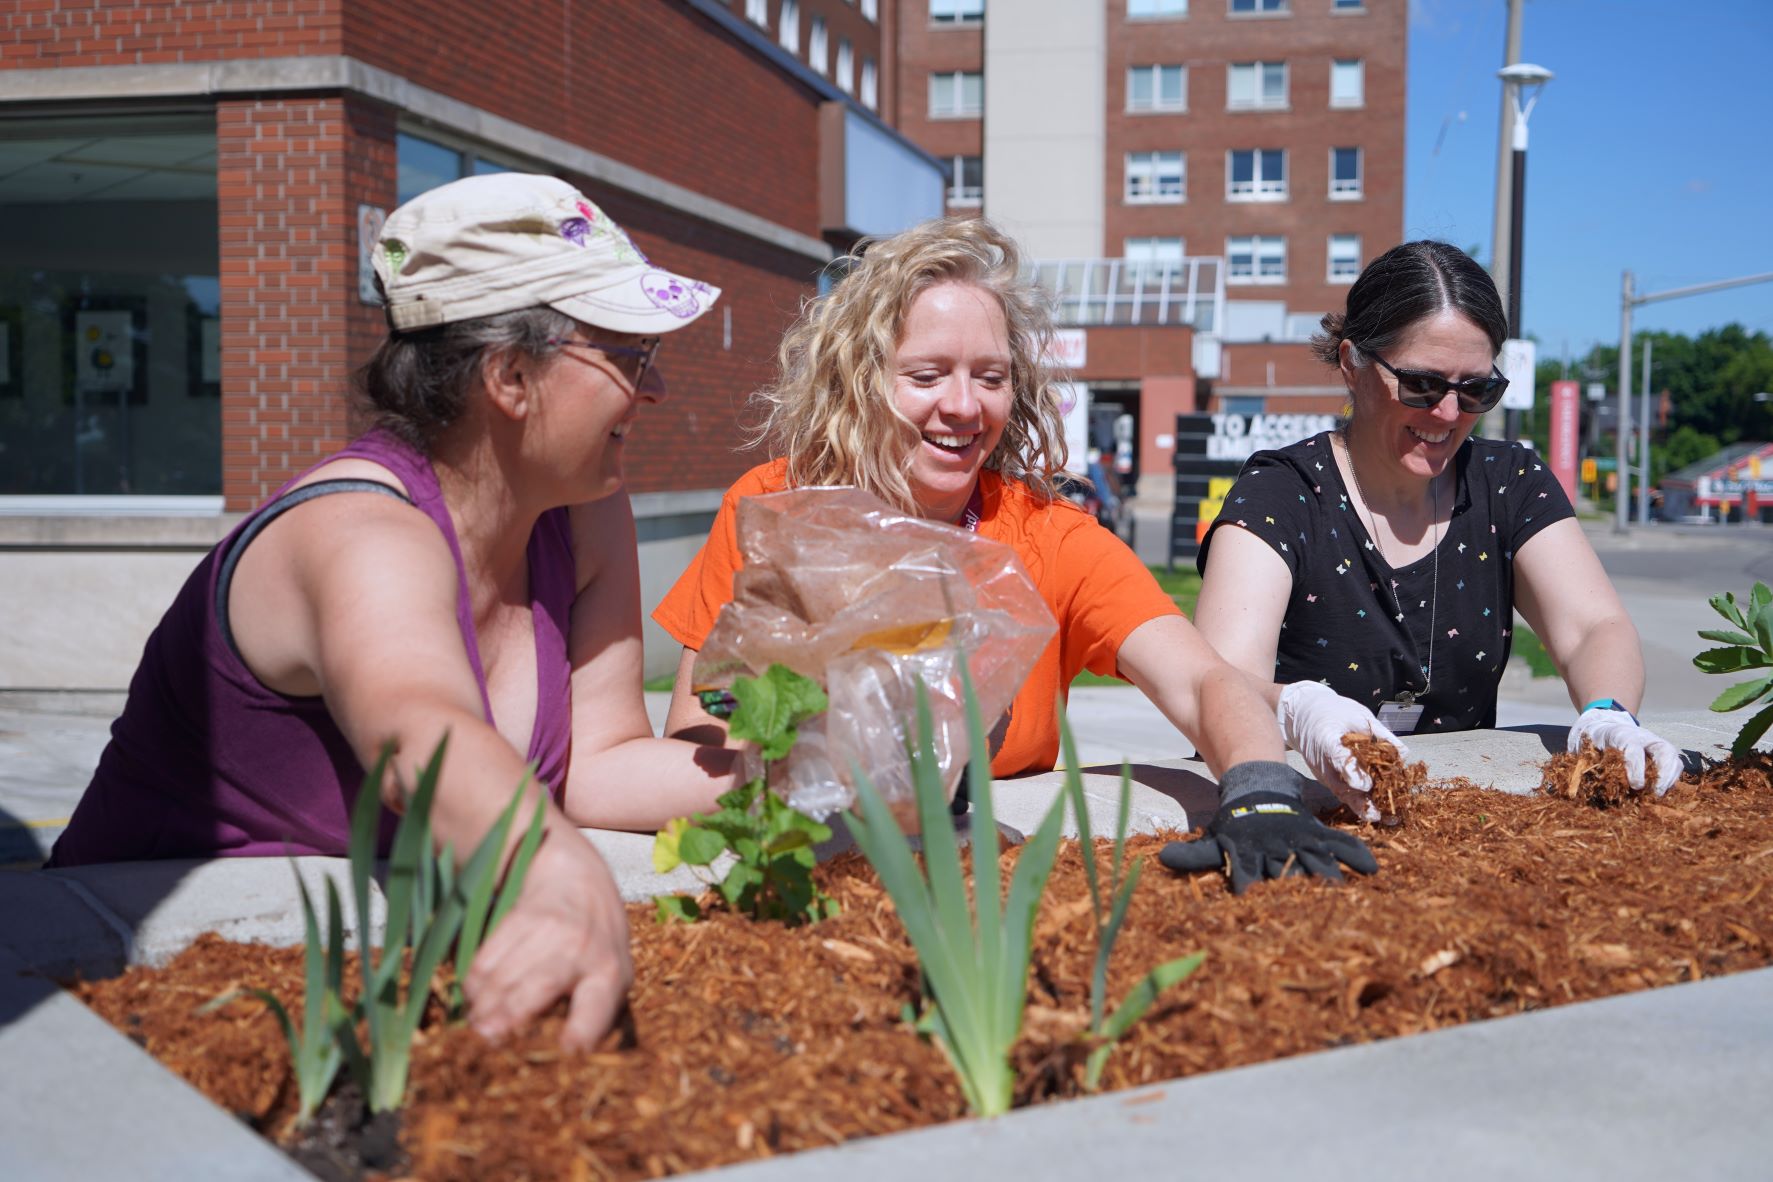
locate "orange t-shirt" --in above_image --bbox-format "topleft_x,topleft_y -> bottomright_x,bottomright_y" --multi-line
652,459 -> 1182,777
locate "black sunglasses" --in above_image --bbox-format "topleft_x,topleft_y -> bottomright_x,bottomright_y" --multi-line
1363,348 -> 1509,414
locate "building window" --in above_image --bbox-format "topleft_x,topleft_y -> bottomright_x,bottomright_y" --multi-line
0,112 -> 222,497
1128,0 -> 1187,17
930,70 -> 984,118
809,16 -> 828,73
1227,61 -> 1287,110
1330,146 -> 1362,198
1227,234 -> 1287,283
778,0 -> 799,51
1331,59 -> 1365,107
1229,0 -> 1287,13
1127,65 -> 1186,113
1328,234 -> 1361,281
836,38 -> 854,92
931,0 -> 984,23
1125,150 -> 1185,203
1332,0 -> 1364,9
1124,236 -> 1186,264
862,0 -> 879,19
746,0 -> 768,27
1227,148 -> 1287,201
948,155 -> 983,205
861,58 -> 879,109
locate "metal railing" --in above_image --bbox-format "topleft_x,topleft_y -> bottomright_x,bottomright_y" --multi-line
1027,256 -> 1224,333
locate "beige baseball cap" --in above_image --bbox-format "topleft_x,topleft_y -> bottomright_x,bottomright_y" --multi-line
373,173 -> 720,334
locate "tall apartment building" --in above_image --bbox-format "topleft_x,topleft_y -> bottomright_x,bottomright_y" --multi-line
891,0 -> 1405,504
0,0 -> 941,688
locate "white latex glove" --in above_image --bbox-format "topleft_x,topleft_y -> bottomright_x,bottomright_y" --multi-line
1276,681 -> 1410,822
1567,706 -> 1682,795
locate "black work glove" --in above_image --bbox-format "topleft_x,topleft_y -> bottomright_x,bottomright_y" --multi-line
1159,761 -> 1378,895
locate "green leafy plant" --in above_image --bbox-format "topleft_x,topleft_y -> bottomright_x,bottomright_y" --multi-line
1694,581 -> 1773,757
653,664 -> 838,925
1056,723 -> 1203,1091
201,866 -> 348,1126
844,669 -> 1068,1118
208,736 -> 546,1123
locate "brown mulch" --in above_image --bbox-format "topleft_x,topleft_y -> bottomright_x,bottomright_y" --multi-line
1343,731 -> 1429,823
73,754 -> 1773,1181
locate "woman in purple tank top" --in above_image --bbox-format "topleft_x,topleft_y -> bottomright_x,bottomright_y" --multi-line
51,173 -> 739,1050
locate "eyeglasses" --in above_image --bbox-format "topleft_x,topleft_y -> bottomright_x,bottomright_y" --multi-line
548,336 -> 661,391
1363,348 -> 1509,414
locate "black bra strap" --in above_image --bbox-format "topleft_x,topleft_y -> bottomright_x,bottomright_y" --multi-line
215,479 -> 414,663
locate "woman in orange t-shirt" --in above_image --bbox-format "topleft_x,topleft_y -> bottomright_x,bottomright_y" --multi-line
656,219 -> 1289,781
657,218 -> 1385,892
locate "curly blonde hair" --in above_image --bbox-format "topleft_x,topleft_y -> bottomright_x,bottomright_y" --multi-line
752,216 -> 1070,515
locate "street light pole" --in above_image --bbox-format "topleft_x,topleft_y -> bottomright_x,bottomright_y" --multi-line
1497,63 -> 1552,442
1617,271 -> 1633,532
1638,336 -> 1653,527
1613,268 -> 1773,534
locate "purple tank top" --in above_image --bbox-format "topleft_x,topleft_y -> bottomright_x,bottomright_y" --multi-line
48,430 -> 575,866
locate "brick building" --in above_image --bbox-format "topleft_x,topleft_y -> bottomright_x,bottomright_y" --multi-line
889,0 -> 1406,510
0,0 -> 941,688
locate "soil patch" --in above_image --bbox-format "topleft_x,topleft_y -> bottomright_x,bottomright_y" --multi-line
74,758 -> 1773,1180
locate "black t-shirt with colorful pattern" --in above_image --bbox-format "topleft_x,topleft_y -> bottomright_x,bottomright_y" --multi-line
1197,432 -> 1574,731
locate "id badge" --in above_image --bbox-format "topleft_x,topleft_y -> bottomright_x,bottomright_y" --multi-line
1376,700 -> 1424,734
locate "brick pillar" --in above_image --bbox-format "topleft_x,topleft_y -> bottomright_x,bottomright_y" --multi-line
1136,373 -> 1195,503
217,95 -> 381,510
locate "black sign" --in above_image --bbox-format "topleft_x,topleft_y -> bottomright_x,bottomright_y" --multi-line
1171,412 -> 1337,563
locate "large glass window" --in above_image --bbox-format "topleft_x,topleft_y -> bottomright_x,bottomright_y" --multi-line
1331,146 -> 1362,197
1128,0 -> 1187,16
861,58 -> 879,109
948,155 -> 983,205
0,112 -> 220,497
1331,59 -> 1365,107
1125,151 -> 1185,202
1227,61 -> 1288,110
836,38 -> 855,93
1127,65 -> 1187,113
778,0 -> 800,51
1227,148 -> 1287,200
397,132 -> 508,209
1328,234 -> 1362,281
929,71 -> 984,118
1227,234 -> 1287,283
931,0 -> 984,23
1124,236 -> 1185,264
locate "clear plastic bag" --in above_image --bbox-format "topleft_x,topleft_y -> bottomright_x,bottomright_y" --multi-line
692,486 -> 1057,822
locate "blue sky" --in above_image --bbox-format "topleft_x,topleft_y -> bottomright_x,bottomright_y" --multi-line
1406,0 -> 1773,360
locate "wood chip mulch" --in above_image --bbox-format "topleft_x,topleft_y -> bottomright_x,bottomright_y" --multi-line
72,752 -> 1773,1182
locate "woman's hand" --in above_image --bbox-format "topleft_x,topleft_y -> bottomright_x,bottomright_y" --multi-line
1277,681 -> 1408,822
463,831 -> 633,1050
1567,706 -> 1683,795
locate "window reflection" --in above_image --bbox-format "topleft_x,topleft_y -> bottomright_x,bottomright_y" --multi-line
0,113 -> 220,496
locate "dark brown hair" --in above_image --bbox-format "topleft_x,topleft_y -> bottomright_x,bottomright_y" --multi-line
1311,240 -> 1508,368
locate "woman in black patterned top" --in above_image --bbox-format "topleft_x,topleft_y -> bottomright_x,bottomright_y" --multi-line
1195,241 -> 1682,814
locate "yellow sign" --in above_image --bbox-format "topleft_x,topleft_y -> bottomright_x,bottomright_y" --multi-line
1581,457 -> 1597,484
1752,455 -> 1763,478
1198,475 -> 1236,524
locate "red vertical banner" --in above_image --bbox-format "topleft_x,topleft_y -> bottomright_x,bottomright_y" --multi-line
1549,380 -> 1580,502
